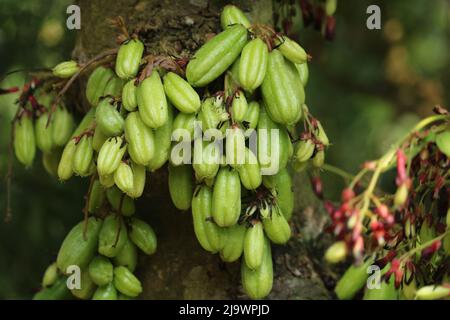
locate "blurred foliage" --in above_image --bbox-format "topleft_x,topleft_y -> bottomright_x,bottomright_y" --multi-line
0,0 -> 449,298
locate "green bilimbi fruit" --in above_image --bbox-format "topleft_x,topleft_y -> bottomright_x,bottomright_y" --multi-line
220,4 -> 251,29
191,185 -> 224,253
163,72 -> 201,113
56,217 -> 102,273
57,139 -> 76,181
106,186 -> 135,216
73,135 -> 94,176
261,49 -> 304,125
147,105 -> 174,171
325,0 -> 337,16
263,169 -> 294,220
114,266 -> 142,298
324,241 -> 347,264
220,224 -> 246,262
212,167 -> 241,227
88,256 -> 113,286
312,150 -> 325,168
197,96 -> 227,131
173,112 -> 196,141
52,106 -> 74,146
92,282 -> 117,300
242,101 -> 260,129
99,174 -> 115,188
136,71 -> 168,128
239,38 -> 268,92
363,273 -> 398,300
226,126 -> 246,168
436,131 -> 450,157
241,236 -> 273,300
52,60 -> 79,78
186,24 -> 248,87
295,62 -> 309,86
294,139 -> 315,163
127,162 -> 146,198
115,39 -> 144,80
72,108 -> 95,137
335,258 -> 373,300
97,136 -> 127,176
95,98 -> 124,137
168,164 -> 194,210
415,285 -> 450,300
238,148 -> 262,190
34,277 -> 72,300
103,76 -> 125,97
315,121 -> 329,146
86,66 -> 115,106
88,180 -> 105,214
244,221 -> 265,269
257,106 -> 291,174
42,150 -> 61,177
122,79 -> 138,111
276,36 -> 308,64
129,218 -> 157,255
14,113 -> 36,167
70,270 -> 96,300
35,112 -> 54,153
262,206 -> 291,244
113,238 -> 138,272
92,127 -> 108,152
193,141 -> 221,182
98,214 -> 128,258
229,57 -> 242,87
114,162 -> 134,195
231,90 -> 248,122
124,111 -> 155,166
42,262 -> 58,287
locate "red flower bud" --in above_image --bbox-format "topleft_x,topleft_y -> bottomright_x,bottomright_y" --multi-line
341,188 -> 355,202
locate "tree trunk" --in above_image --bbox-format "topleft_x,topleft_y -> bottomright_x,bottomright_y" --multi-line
74,0 -> 332,299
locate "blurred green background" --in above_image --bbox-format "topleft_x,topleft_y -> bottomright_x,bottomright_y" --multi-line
0,0 -> 449,298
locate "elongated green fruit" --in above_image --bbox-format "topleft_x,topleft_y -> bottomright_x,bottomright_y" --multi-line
147,104 -> 174,171
106,186 -> 135,216
86,66 -> 115,106
363,275 -> 398,300
192,185 -> 224,253
114,266 -> 142,297
73,136 -> 93,177
231,90 -> 248,122
261,50 -> 303,125
92,282 -> 117,300
35,112 -> 54,153
95,98 -> 124,137
241,101 -> 260,130
52,106 -> 74,146
129,218 -> 157,255
88,256 -> 113,286
136,71 -> 168,128
186,25 -> 248,87
99,173 -> 115,188
436,131 -> 450,157
114,162 -> 134,195
220,224 -> 246,262
92,127 -> 108,152
103,76 -> 125,97
42,262 -> 58,288
14,113 -> 36,167
122,79 -> 138,111
173,112 -> 196,141
168,164 -> 194,210
56,217 -> 102,273
415,285 -> 450,300
262,207 -> 291,244
244,222 -> 265,269
335,258 -> 374,300
124,111 -> 155,166
193,142 -> 220,181
70,269 -> 96,300
163,72 -> 200,113
97,136 -> 127,176
53,60 -> 79,78
42,150 -> 61,177
239,38 -> 268,92
88,180 -> 105,214
113,238 -> 138,272
33,277 -> 72,300
98,214 -> 128,258
57,139 -> 76,181
263,169 -> 294,220
276,36 -> 308,64
71,108 -> 95,138
295,62 -> 309,86
197,97 -> 225,131
212,167 -> 241,227
220,4 -> 251,29
127,161 -> 146,198
238,148 -> 262,190
115,39 -> 144,80
241,237 -> 273,300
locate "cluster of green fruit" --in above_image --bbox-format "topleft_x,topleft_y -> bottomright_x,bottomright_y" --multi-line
13,5 -> 329,300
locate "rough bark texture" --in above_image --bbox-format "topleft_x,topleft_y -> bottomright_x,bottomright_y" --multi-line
74,0 -> 334,300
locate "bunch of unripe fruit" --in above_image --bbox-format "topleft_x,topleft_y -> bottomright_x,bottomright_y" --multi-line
13,5 -> 329,300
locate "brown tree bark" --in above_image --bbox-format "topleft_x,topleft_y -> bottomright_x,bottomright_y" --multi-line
74,0 -> 333,299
